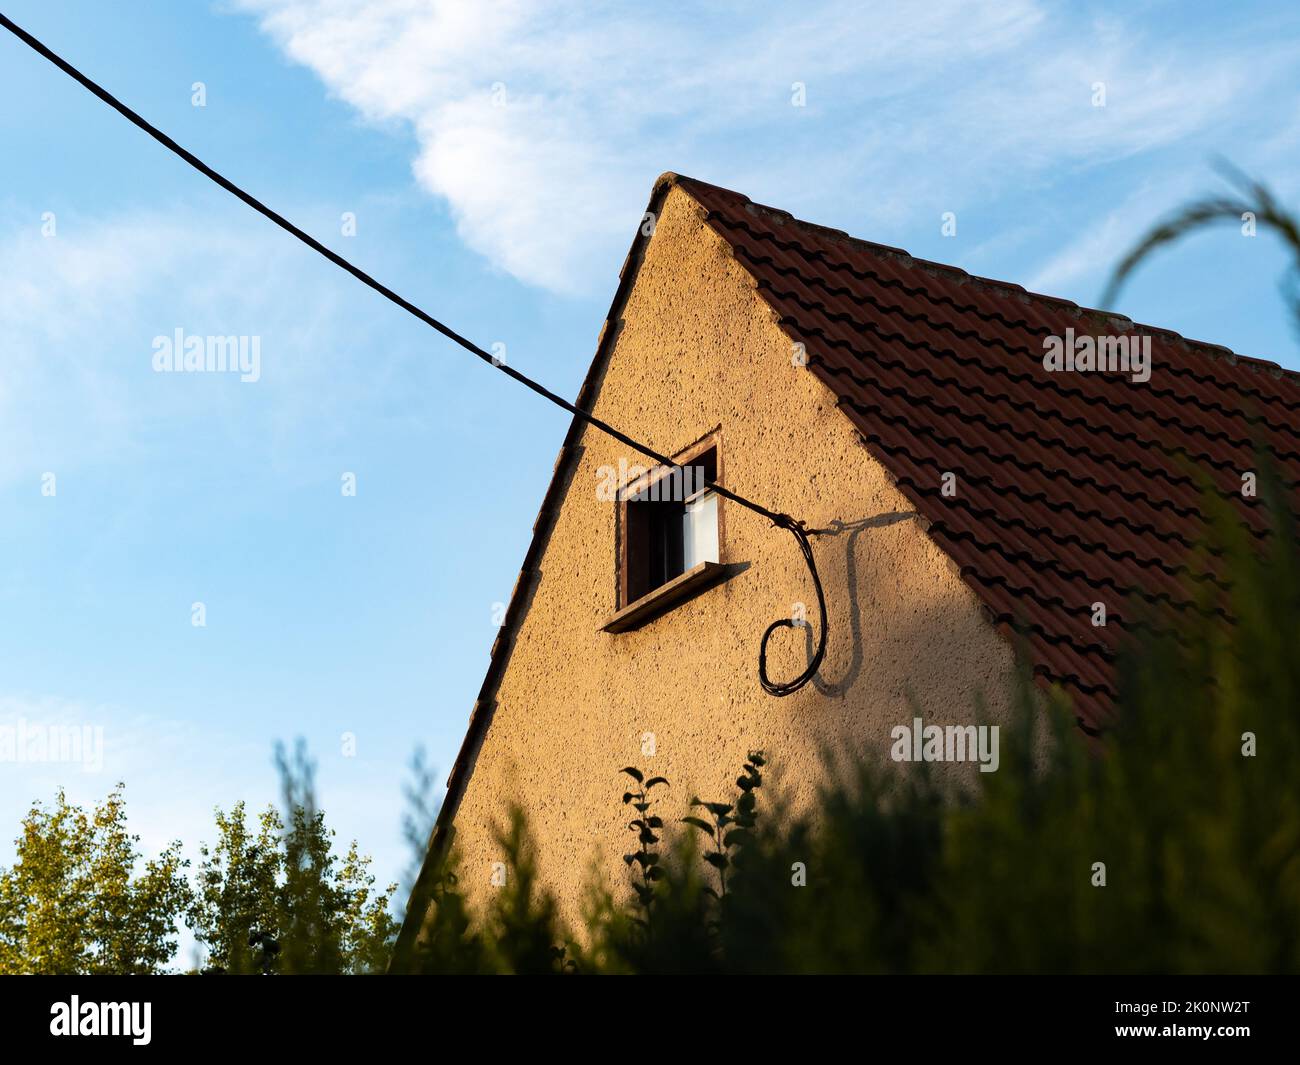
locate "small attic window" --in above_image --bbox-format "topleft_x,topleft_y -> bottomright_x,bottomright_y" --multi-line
609,435 -> 724,629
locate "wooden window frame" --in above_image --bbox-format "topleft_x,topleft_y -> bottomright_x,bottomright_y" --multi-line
603,430 -> 726,632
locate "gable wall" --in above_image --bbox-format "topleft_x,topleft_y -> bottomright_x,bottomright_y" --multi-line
443,184 -> 1020,930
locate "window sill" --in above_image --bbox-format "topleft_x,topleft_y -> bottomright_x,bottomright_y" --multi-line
600,560 -> 729,634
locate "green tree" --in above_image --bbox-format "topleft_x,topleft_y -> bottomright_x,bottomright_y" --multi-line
190,741 -> 398,974
188,801 -> 282,973
408,807 -> 571,975
0,785 -> 190,974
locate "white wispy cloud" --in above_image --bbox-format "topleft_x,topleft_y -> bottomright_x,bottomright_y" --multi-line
232,0 -> 1273,293
0,206 -> 429,487
0,693 -> 261,855
1024,178 -> 1178,297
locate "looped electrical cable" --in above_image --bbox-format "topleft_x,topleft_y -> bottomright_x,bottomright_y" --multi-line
0,11 -> 831,697
758,515 -> 828,697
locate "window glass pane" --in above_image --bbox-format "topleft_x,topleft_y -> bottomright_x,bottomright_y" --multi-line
682,490 -> 719,568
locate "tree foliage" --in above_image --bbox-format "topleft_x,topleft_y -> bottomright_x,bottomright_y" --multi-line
1101,160 -> 1300,336
0,785 -> 189,974
191,741 -> 397,974
0,744 -> 397,974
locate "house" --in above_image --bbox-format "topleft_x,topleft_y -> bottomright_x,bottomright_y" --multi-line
395,173 -> 1300,956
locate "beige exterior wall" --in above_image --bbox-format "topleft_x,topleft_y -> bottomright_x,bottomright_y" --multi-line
445,184 -> 1019,930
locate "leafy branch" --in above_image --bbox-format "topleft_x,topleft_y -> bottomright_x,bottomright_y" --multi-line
682,751 -> 765,902
1101,160 -> 1300,337
620,766 -> 668,930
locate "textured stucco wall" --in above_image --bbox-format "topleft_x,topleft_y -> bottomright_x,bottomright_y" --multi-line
443,184 -> 1020,931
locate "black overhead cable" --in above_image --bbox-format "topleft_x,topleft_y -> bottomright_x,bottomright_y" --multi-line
0,11 -> 828,696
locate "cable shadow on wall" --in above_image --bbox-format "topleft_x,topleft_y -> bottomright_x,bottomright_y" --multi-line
802,511 -> 918,698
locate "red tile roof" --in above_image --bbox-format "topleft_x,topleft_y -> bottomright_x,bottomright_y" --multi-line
675,175 -> 1300,731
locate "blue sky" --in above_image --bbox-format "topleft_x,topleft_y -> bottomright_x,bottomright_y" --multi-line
2,0 -> 1300,959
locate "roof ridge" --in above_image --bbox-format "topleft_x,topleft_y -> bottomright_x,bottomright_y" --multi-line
667,172 -> 1300,385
